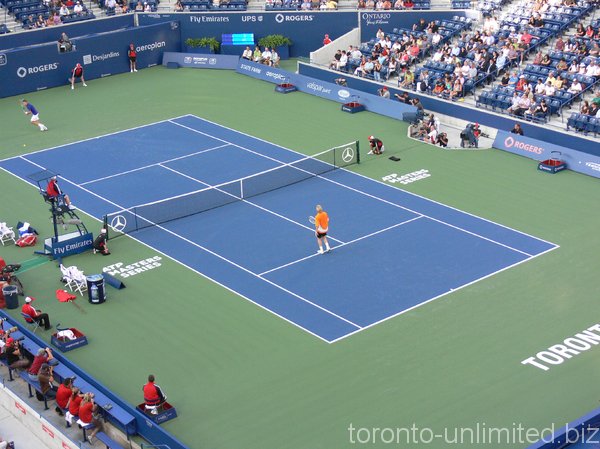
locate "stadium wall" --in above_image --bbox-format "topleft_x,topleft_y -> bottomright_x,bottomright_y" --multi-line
236,59 -> 418,121
0,15 -> 135,51
0,21 -> 181,98
137,11 -> 358,57
297,62 -> 600,161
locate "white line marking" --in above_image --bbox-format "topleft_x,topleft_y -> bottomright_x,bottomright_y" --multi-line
159,164 -> 346,244
328,245 -> 560,343
79,143 -> 230,186
260,216 -> 424,276
0,162 -> 336,343
0,115 -> 194,163
180,114 -> 560,249
19,156 -> 361,332
171,117 -> 535,258
3,115 -> 561,343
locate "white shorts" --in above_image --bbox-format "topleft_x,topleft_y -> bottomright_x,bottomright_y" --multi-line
30,114 -> 39,122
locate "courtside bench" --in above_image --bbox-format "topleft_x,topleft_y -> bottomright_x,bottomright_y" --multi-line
96,431 -> 126,449
19,371 -> 50,410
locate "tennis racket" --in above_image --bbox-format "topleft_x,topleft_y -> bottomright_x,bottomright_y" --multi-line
20,100 -> 28,114
309,216 -> 316,224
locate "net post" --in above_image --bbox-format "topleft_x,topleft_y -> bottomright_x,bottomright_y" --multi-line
102,215 -> 108,239
356,140 -> 360,164
240,179 -> 244,199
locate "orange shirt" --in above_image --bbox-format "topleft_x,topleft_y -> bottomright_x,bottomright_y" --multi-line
315,211 -> 329,232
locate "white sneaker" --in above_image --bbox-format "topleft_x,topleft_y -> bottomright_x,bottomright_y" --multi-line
83,83 -> 87,87
325,247 -> 331,252
68,204 -> 76,210
367,150 -> 373,155
71,85 -> 74,90
151,408 -> 158,415
134,69 -> 138,72
317,248 -> 324,255
130,69 -> 134,72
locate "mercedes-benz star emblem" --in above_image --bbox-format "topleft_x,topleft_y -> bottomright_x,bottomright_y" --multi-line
341,147 -> 355,163
110,215 -> 127,232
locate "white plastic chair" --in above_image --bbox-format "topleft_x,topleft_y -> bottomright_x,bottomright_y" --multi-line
59,264 -> 77,291
70,268 -> 88,296
0,222 -> 16,246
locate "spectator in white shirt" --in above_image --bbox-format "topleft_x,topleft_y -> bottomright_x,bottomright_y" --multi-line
242,46 -> 252,60
568,79 -> 582,95
73,1 -> 83,13
59,4 -> 69,15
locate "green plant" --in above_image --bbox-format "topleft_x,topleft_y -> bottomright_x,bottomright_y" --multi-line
258,34 -> 292,48
185,37 -> 220,52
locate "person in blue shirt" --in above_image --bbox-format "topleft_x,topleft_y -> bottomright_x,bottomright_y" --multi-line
21,99 -> 48,131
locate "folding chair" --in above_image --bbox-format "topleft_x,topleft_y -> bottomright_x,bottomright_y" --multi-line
20,312 -> 40,333
60,264 -> 77,291
70,268 -> 88,296
0,223 -> 16,246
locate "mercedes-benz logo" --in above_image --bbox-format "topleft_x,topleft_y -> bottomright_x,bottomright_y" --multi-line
275,13 -> 284,23
17,67 -> 27,78
342,147 -> 355,163
110,215 -> 127,232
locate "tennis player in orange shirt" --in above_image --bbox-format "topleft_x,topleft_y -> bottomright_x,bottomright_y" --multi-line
314,205 -> 331,255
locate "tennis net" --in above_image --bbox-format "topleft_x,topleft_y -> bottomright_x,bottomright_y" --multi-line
103,141 -> 359,237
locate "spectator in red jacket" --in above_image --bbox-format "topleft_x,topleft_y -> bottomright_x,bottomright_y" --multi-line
55,377 -> 74,415
28,347 -> 53,381
79,393 -> 104,443
323,34 -> 332,45
143,374 -> 167,415
66,387 -> 83,426
22,297 -> 51,330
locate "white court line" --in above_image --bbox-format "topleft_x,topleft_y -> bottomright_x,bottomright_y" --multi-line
0,115 -> 194,163
4,115 -> 561,343
170,117 -> 535,258
180,114 -> 560,249
19,156 -> 361,333
260,216 -> 424,276
0,163 -> 334,344
159,164 -> 346,245
328,245 -> 560,344
79,143 -> 230,186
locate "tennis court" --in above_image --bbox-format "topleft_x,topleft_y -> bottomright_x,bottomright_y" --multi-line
0,114 -> 558,343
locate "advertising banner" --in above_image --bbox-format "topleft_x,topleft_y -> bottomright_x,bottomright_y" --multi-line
0,21 -> 181,98
236,60 -> 417,121
138,11 -> 357,57
493,130 -> 600,179
162,51 -> 239,69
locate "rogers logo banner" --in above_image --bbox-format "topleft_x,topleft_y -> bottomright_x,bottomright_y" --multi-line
504,136 -> 544,155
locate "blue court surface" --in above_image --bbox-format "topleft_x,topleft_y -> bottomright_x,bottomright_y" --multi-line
0,115 -> 559,343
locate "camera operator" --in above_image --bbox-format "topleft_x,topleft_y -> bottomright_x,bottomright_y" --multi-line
334,78 -> 347,87
38,363 -> 58,399
28,347 -> 54,381
437,132 -> 449,147
377,86 -> 390,99
5,336 -> 30,371
55,376 -> 74,415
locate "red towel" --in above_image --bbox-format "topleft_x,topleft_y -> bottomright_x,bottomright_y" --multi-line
56,289 -> 76,303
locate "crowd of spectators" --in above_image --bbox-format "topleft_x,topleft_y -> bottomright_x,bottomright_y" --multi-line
241,45 -> 281,66
356,0 -> 414,10
21,0 -> 91,29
